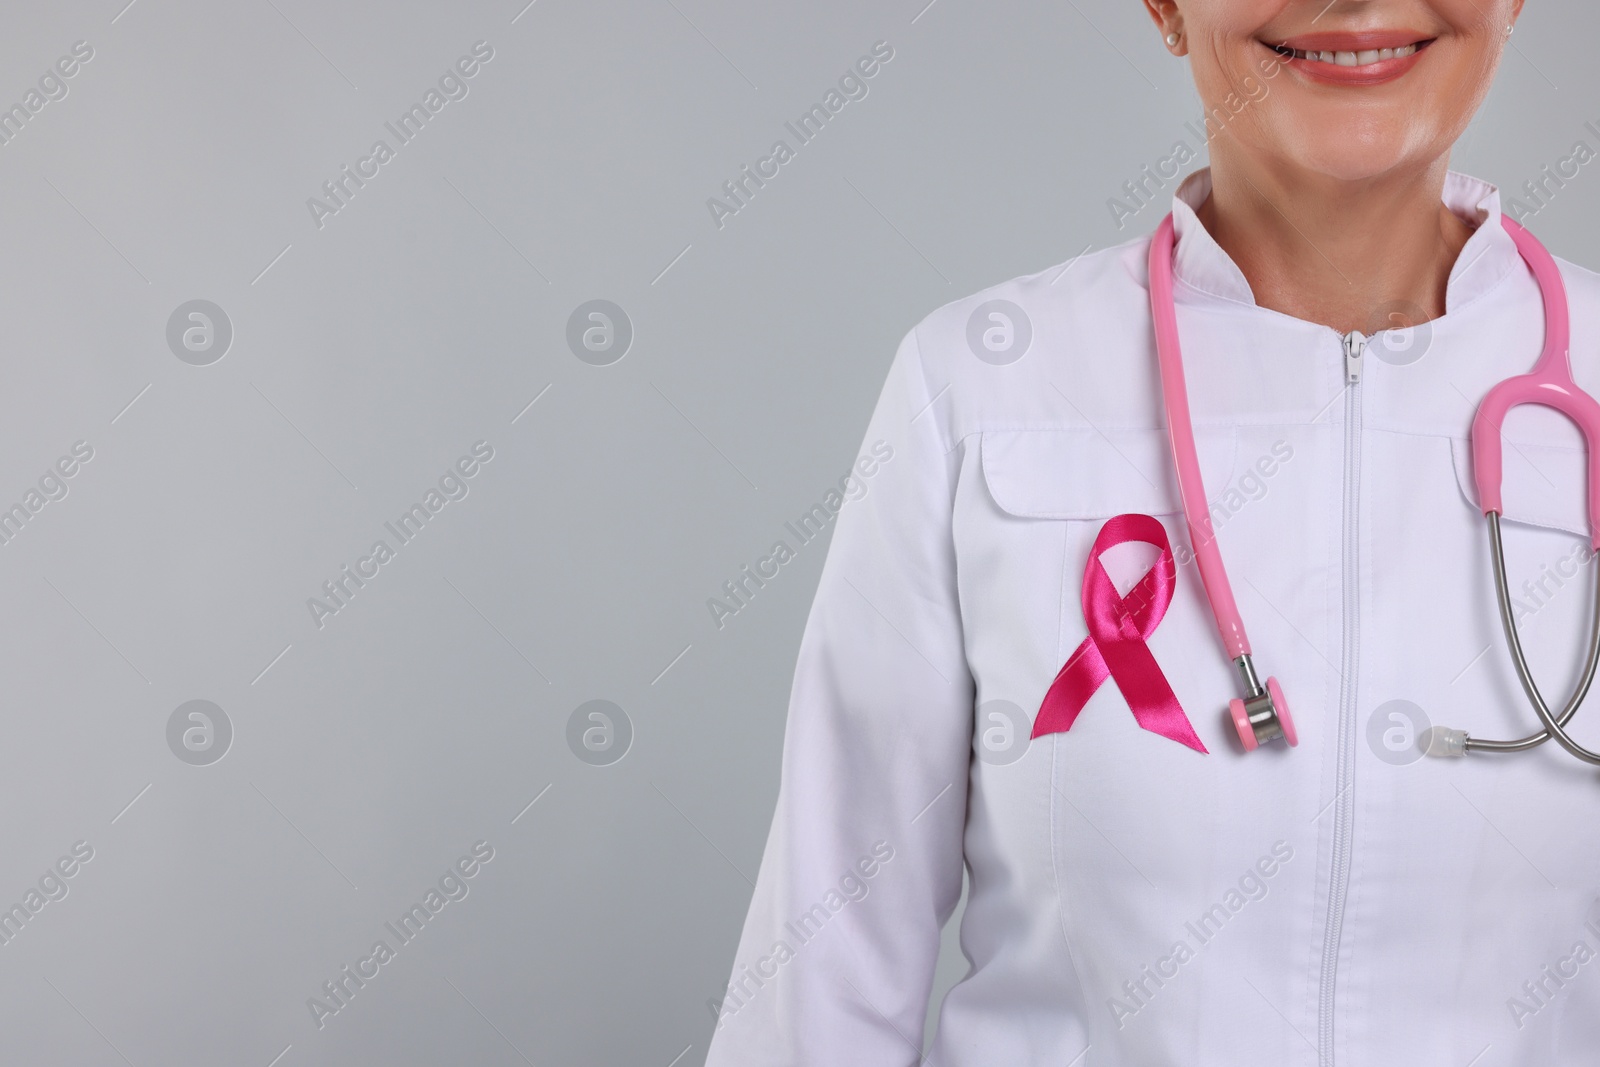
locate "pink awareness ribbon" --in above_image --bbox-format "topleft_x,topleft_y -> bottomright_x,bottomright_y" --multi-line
1031,513 -> 1208,753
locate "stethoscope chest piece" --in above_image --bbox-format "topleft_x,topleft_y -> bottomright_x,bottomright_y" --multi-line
1228,658 -> 1298,751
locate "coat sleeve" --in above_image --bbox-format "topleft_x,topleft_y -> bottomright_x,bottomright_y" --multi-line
703,322 -> 975,1066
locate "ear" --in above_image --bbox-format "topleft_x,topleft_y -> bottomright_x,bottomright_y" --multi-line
1142,0 -> 1185,53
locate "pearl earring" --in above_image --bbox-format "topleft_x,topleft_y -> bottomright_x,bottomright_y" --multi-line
1166,32 -> 1180,46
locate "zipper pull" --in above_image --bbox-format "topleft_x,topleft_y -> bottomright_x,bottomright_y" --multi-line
1343,329 -> 1367,384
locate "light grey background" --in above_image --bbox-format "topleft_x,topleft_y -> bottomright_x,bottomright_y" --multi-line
0,2 -> 1593,1064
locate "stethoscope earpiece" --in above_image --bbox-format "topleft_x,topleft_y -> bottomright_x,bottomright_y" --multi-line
1425,511 -> 1600,765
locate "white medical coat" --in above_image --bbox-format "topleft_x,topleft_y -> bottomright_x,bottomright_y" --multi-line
702,166 -> 1600,1066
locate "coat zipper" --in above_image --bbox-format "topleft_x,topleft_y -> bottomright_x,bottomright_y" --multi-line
1319,328 -> 1365,1064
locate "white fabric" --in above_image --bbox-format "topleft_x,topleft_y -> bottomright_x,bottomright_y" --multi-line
703,166 -> 1600,1066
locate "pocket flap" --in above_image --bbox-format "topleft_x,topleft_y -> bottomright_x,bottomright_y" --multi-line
1450,436 -> 1590,538
980,426 -> 1237,519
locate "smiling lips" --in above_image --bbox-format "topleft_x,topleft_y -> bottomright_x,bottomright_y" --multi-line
1264,31 -> 1435,86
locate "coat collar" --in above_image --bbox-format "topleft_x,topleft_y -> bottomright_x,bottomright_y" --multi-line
1168,165 -> 1521,316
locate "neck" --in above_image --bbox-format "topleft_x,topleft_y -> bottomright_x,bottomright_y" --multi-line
1195,147 -> 1475,336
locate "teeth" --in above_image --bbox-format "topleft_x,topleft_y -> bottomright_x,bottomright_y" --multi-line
1279,42 -> 1419,64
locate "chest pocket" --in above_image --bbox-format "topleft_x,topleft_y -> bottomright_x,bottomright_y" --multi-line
1449,435 -> 1591,539
958,424 -> 1241,747
979,424 -> 1239,520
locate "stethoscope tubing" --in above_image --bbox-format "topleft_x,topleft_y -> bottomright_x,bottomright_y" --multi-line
1471,512 -> 1600,762
1148,214 -> 1253,661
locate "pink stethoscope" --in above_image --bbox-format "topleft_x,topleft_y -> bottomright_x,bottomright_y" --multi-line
1149,210 -> 1600,764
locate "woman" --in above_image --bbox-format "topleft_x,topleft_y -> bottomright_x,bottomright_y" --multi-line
708,1 -> 1600,1062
